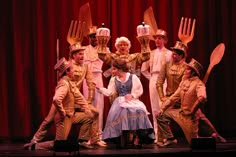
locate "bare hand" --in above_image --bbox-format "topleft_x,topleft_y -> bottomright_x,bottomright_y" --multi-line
160,96 -> 168,102
124,94 -> 133,102
155,109 -> 164,118
85,109 -> 94,118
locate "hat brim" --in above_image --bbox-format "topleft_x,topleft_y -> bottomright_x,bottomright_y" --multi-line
170,47 -> 185,53
59,62 -> 72,77
185,63 -> 200,77
170,47 -> 179,50
88,32 -> 96,36
70,48 -> 86,54
153,34 -> 167,40
170,47 -> 187,58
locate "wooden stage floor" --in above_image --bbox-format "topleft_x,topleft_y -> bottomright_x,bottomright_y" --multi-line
1,137 -> 236,157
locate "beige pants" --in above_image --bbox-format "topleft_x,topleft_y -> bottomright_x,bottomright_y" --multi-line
32,104 -> 56,142
35,112 -> 93,150
157,108 -> 199,144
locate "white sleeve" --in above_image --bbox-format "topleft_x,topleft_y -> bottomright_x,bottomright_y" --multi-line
131,74 -> 143,99
98,77 -> 116,97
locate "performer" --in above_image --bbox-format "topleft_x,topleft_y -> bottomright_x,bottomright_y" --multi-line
83,26 -> 108,146
67,20 -> 108,147
97,25 -> 150,106
97,59 -> 155,148
156,58 -> 224,147
24,20 -> 105,149
156,41 -> 226,146
24,57 -> 94,150
98,36 -> 150,78
141,29 -> 172,143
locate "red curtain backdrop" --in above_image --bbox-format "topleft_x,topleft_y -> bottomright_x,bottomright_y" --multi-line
0,0 -> 235,139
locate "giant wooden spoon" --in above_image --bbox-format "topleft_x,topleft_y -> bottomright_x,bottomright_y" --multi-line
203,43 -> 225,84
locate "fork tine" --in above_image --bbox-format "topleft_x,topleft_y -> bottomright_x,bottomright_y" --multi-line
67,20 -> 74,39
190,19 -> 196,38
183,17 -> 188,35
187,18 -> 191,35
72,21 -> 78,38
178,17 -> 184,37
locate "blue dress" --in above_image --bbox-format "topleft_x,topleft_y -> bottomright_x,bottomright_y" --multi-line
99,73 -> 155,143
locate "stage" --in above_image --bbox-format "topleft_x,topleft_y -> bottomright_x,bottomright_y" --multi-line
1,137 -> 236,157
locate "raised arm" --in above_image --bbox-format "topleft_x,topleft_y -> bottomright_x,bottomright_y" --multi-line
97,76 -> 116,97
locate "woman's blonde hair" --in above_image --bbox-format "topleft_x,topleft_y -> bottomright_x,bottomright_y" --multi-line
115,36 -> 131,50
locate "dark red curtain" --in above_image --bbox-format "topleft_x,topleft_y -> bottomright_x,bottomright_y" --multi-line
0,0 -> 235,139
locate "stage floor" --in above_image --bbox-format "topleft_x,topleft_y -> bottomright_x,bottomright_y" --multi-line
1,138 -> 236,157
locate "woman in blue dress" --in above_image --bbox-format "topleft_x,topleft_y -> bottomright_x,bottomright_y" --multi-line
97,59 -> 155,148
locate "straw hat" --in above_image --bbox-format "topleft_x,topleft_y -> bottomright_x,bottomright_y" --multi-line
153,29 -> 168,40
54,57 -> 72,77
88,26 -> 97,36
69,42 -> 85,56
171,41 -> 188,57
185,58 -> 203,77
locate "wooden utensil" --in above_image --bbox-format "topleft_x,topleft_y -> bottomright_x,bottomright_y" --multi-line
178,17 -> 196,46
143,6 -> 158,40
203,43 -> 225,84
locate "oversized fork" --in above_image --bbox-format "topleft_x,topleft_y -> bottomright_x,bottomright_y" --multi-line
178,17 -> 196,46
67,20 -> 85,45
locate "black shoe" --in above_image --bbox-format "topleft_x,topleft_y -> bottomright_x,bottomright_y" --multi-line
133,135 -> 142,149
116,143 -> 125,149
134,144 -> 142,149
